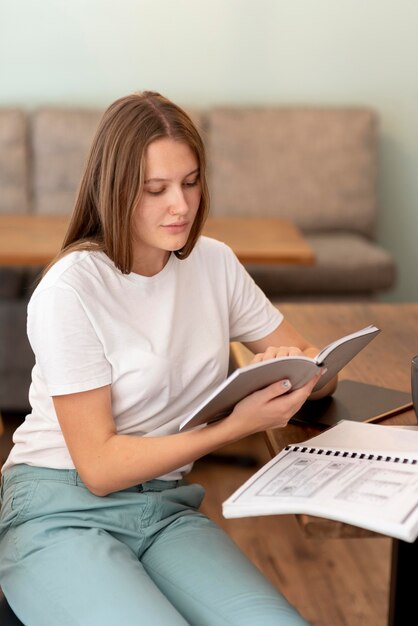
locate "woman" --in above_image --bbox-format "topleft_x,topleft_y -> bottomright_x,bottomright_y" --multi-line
0,91 -> 335,626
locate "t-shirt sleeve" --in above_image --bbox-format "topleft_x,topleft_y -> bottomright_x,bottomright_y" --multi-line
222,245 -> 283,342
27,286 -> 112,396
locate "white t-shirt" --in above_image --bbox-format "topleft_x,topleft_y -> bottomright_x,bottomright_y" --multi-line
4,237 -> 282,478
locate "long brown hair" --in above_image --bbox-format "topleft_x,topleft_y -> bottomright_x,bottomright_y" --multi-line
49,91 -> 209,273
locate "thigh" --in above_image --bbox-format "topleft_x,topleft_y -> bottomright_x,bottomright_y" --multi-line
2,523 -> 189,626
0,472 -> 189,626
142,511 -> 309,626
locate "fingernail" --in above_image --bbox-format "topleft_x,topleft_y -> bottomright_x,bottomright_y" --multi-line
320,367 -> 328,376
282,379 -> 291,389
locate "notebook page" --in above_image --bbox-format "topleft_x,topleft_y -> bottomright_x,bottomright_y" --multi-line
305,420 -> 418,458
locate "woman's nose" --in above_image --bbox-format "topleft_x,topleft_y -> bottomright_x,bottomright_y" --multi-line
168,189 -> 188,215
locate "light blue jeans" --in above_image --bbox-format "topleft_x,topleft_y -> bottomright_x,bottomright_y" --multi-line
0,464 -> 309,626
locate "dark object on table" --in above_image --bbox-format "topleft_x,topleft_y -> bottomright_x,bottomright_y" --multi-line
291,379 -> 413,430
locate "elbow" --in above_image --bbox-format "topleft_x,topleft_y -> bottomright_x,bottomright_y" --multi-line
85,482 -> 112,497
76,464 -> 114,497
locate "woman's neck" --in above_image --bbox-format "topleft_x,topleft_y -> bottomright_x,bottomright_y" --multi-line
131,251 -> 171,277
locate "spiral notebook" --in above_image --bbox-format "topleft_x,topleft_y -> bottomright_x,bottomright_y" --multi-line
223,420 -> 418,542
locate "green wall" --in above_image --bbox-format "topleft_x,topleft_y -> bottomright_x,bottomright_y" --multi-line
1,0 -> 417,301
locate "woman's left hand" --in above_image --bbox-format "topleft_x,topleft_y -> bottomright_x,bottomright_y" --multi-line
250,345 -> 304,363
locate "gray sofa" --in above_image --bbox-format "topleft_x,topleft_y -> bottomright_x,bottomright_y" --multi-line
0,105 -> 396,411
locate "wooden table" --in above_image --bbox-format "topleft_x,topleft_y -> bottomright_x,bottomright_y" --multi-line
203,216 -> 315,265
0,214 -> 315,267
231,302 -> 418,626
0,214 -> 70,266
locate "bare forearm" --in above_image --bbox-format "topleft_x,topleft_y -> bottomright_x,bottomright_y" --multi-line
56,374 -> 323,497
81,419 -> 237,496
55,386 -> 247,497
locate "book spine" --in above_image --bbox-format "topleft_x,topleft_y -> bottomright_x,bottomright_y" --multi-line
285,445 -> 417,465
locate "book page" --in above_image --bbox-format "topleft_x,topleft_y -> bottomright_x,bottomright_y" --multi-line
313,325 -> 381,391
306,419 -> 418,454
315,324 -> 380,362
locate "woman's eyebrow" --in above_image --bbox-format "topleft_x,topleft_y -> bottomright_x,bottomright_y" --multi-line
144,168 -> 199,184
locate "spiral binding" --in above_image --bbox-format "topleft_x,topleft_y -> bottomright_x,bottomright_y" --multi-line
284,445 -> 417,465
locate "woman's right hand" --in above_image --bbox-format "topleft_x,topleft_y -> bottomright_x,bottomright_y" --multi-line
224,372 -> 322,439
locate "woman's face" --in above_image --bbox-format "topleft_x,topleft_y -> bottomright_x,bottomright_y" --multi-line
132,137 -> 201,275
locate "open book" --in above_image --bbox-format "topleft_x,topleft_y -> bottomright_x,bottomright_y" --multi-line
179,324 -> 380,432
222,420 -> 418,542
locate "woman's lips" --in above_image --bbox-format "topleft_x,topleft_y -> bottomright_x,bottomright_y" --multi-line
161,222 -> 188,233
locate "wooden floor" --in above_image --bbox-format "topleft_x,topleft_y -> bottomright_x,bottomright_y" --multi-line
1,416 -> 391,626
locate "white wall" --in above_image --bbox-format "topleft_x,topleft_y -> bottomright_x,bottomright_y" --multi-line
1,0 -> 417,301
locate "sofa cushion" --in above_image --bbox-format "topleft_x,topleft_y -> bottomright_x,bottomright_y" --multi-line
32,108 -> 103,215
246,232 -> 396,298
207,107 -> 377,237
0,110 -> 29,214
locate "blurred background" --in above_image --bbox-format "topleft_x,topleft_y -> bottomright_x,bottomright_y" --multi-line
1,0 -> 417,301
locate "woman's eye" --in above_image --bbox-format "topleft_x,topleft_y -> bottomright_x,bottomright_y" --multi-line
146,188 -> 165,196
184,179 -> 199,188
